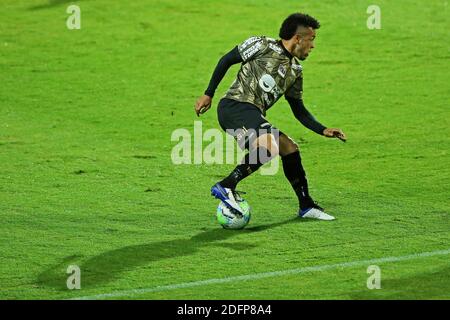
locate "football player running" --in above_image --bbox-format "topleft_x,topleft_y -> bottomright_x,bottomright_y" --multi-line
195,13 -> 346,220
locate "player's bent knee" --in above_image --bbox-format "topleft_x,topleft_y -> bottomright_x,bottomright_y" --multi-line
287,142 -> 298,154
269,144 -> 279,158
279,135 -> 298,156
255,134 -> 279,159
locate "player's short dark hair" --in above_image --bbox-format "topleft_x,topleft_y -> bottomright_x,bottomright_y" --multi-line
279,13 -> 320,40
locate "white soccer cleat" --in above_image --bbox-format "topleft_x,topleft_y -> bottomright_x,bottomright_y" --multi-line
211,183 -> 245,215
224,188 -> 245,215
299,207 -> 335,221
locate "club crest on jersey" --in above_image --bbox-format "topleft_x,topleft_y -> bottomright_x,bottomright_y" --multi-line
278,64 -> 287,78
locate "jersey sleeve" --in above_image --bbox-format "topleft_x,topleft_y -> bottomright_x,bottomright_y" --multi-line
237,36 -> 268,62
285,75 -> 303,100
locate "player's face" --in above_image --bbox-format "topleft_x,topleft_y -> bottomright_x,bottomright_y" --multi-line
293,28 -> 316,60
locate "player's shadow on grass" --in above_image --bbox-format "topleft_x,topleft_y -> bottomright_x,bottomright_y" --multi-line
37,217 -> 305,290
28,0 -> 87,11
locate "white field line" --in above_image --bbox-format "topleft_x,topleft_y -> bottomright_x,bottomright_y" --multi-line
70,248 -> 450,300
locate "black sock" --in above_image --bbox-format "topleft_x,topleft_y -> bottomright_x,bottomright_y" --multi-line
220,147 -> 271,189
281,151 -> 314,210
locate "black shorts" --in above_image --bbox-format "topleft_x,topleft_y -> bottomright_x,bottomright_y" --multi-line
217,98 -> 280,150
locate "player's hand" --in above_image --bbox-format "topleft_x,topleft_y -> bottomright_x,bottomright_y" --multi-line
323,128 -> 347,142
195,95 -> 212,117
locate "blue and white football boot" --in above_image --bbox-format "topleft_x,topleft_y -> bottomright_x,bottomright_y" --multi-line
211,182 -> 245,216
299,203 -> 335,221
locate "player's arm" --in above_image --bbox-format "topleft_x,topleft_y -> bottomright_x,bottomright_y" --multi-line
286,96 -> 326,134
285,96 -> 347,141
204,46 -> 243,98
195,46 -> 243,116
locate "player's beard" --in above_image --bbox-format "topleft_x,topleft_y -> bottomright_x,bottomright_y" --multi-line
299,47 -> 310,61
297,52 -> 308,61
293,43 -> 307,60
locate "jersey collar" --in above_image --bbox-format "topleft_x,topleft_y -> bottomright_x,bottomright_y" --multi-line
277,40 -> 293,59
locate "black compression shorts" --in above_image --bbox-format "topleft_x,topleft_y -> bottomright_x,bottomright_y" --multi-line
217,98 -> 281,150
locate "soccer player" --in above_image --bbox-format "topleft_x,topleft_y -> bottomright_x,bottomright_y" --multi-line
194,13 -> 346,220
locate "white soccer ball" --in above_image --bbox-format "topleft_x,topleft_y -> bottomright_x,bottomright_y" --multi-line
216,200 -> 251,229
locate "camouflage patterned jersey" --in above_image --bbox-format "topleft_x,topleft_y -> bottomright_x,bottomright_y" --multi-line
223,36 -> 304,115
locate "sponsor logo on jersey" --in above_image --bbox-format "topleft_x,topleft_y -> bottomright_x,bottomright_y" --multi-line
268,43 -> 283,55
240,36 -> 261,49
241,40 -> 263,60
292,63 -> 303,72
258,74 -> 276,92
262,92 -> 271,105
258,74 -> 282,106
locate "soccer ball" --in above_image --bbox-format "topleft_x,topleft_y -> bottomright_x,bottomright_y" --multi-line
216,200 -> 251,229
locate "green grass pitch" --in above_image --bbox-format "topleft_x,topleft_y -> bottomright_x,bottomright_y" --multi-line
0,0 -> 449,299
